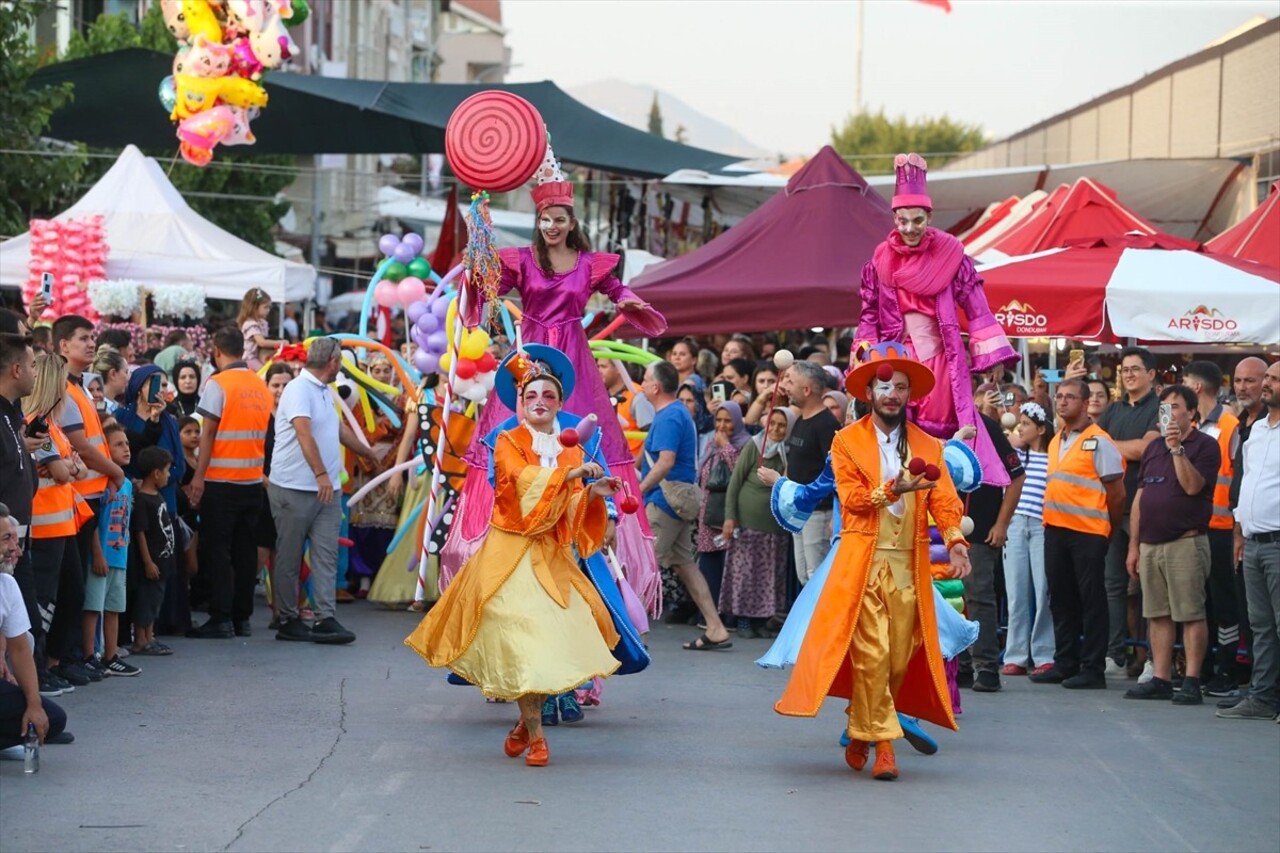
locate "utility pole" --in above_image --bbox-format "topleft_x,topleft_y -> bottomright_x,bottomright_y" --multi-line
854,0 -> 865,113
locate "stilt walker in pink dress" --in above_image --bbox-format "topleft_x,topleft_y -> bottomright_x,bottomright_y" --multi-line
855,153 -> 1021,487
441,144 -> 667,610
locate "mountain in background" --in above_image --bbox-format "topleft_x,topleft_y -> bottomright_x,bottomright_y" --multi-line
567,79 -> 772,162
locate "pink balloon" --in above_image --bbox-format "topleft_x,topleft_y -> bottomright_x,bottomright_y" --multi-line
374,280 -> 399,308
396,276 -> 425,306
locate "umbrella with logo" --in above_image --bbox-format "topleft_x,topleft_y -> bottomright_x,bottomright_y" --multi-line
977,233 -> 1280,343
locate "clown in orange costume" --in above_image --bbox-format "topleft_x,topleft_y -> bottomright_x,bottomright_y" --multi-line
774,343 -> 971,781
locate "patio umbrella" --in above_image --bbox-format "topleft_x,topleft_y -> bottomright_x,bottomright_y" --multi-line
1206,182 -> 1279,267
977,233 -> 1280,343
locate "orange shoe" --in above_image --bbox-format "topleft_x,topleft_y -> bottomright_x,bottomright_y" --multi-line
872,742 -> 898,781
525,737 -> 549,767
503,720 -> 530,758
844,737 -> 869,772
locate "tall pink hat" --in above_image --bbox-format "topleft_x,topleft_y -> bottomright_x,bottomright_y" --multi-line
891,152 -> 932,210
530,141 -> 574,213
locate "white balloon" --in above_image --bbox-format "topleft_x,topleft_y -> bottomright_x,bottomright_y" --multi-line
463,384 -> 489,402
450,376 -> 475,395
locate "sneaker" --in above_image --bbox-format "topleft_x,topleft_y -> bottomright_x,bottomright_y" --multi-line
1217,695 -> 1244,710
1136,660 -> 1155,684
1203,675 -> 1239,698
1171,684 -> 1203,705
103,655 -> 141,677
38,673 -> 63,697
558,693 -> 584,724
115,646 -> 131,659
310,617 -> 355,645
541,696 -> 559,728
1104,658 -> 1127,677
49,671 -> 73,693
275,618 -> 314,642
973,670 -> 1002,692
1062,672 -> 1106,690
82,656 -> 108,679
1125,678 -> 1173,700
186,619 -> 235,639
1215,696 -> 1278,721
956,669 -> 974,689
234,621 -> 252,638
51,661 -> 94,685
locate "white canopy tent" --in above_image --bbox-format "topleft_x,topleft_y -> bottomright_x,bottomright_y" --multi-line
0,145 -> 315,304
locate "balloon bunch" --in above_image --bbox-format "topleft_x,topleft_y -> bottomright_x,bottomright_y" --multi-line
157,0 -> 308,166
23,217 -> 107,322
372,232 -> 434,308
407,293 -> 497,404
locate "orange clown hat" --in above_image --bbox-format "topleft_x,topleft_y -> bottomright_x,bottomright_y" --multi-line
844,341 -> 935,401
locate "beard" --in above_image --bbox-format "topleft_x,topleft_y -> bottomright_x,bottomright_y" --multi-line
872,398 -> 905,428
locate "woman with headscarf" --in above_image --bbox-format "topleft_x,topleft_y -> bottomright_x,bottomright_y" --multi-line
677,376 -> 714,463
115,365 -> 190,636
822,390 -> 851,426
720,407 -> 797,638
693,402 -> 750,617
169,361 -> 202,418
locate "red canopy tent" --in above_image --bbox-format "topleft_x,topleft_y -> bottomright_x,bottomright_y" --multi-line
1206,182 -> 1279,267
979,177 -> 1167,257
630,146 -> 892,335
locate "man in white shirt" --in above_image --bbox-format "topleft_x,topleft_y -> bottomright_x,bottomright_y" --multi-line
0,505 -> 66,749
268,338 -> 376,645
1220,360 -> 1280,722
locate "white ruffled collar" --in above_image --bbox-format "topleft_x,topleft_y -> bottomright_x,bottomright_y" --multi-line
524,421 -> 564,467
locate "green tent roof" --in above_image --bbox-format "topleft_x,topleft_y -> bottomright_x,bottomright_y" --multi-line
31,48 -> 742,179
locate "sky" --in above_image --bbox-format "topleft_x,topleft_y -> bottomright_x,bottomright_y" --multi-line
501,0 -> 1278,157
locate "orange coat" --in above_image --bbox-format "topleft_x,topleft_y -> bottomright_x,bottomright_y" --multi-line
775,417 -> 966,731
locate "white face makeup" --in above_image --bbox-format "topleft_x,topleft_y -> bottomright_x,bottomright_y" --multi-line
872,379 -> 898,400
894,207 -> 930,246
522,378 -> 561,428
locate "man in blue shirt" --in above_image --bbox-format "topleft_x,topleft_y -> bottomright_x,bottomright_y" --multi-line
638,361 -> 732,650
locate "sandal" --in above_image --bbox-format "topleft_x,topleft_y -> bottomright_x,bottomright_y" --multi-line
682,633 -> 733,651
135,642 -> 172,656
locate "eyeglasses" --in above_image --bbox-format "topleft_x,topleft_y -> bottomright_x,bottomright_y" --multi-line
1055,394 -> 1081,401
1118,366 -> 1150,376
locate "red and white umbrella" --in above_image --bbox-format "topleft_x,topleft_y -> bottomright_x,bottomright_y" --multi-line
977,233 -> 1280,343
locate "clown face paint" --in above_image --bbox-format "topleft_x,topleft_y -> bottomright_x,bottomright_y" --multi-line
522,378 -> 561,430
893,207 -> 930,246
869,373 -> 909,428
537,207 -> 573,247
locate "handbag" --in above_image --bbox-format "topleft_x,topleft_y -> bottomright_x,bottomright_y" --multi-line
701,455 -> 732,528
645,449 -> 703,522
705,456 -> 732,493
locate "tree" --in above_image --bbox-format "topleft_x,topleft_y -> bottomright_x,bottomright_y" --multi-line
830,109 -> 987,174
673,124 -> 688,145
0,0 -> 86,238
648,91 -> 664,139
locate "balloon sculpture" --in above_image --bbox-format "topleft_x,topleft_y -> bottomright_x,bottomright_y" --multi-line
158,0 -> 309,166
23,217 -> 108,322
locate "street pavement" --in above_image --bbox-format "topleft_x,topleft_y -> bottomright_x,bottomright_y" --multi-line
2,600 -> 1277,852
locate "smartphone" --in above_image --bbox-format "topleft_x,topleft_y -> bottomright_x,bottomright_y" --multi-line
1040,369 -> 1063,383
146,374 -> 163,404
1002,391 -> 1016,407
1159,402 -> 1173,435
40,272 -> 53,302
1069,348 -> 1085,366
711,381 -> 731,403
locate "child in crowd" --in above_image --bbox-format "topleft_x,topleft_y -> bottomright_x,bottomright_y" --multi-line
130,448 -> 177,656
83,424 -> 140,677
238,288 -> 286,370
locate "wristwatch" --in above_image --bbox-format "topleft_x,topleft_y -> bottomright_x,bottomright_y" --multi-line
1170,446 -> 1185,456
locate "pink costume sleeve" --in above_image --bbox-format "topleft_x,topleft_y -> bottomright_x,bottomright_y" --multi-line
854,261 -> 883,347
590,252 -> 667,337
462,246 -> 524,328
953,256 -> 1019,372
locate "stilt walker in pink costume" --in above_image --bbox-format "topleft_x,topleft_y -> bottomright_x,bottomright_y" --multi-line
442,144 -> 667,608
855,153 -> 1020,487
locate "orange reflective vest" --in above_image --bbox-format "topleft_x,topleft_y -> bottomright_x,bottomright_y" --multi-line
66,380 -> 109,500
1204,410 -> 1239,531
613,389 -> 644,458
1044,422 -> 1114,538
28,420 -> 78,539
205,367 -> 272,483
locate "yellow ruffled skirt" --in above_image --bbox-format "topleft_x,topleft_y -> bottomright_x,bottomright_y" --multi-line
418,549 -> 620,700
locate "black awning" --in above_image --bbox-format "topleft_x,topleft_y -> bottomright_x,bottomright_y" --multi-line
31,49 -> 741,178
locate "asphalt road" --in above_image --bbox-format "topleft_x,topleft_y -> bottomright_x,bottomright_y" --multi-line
2,600 -> 1277,852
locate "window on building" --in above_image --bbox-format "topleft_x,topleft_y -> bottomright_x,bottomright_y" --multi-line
1257,146 -> 1280,198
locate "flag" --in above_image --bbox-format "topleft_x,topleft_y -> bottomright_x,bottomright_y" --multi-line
430,185 -> 464,276
913,0 -> 952,11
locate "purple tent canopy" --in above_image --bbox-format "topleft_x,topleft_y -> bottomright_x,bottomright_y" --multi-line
631,146 -> 893,336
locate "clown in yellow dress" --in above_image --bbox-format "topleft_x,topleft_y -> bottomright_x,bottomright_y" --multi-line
405,345 -> 622,766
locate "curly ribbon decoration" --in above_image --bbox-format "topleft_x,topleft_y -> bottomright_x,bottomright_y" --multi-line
464,191 -> 502,329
